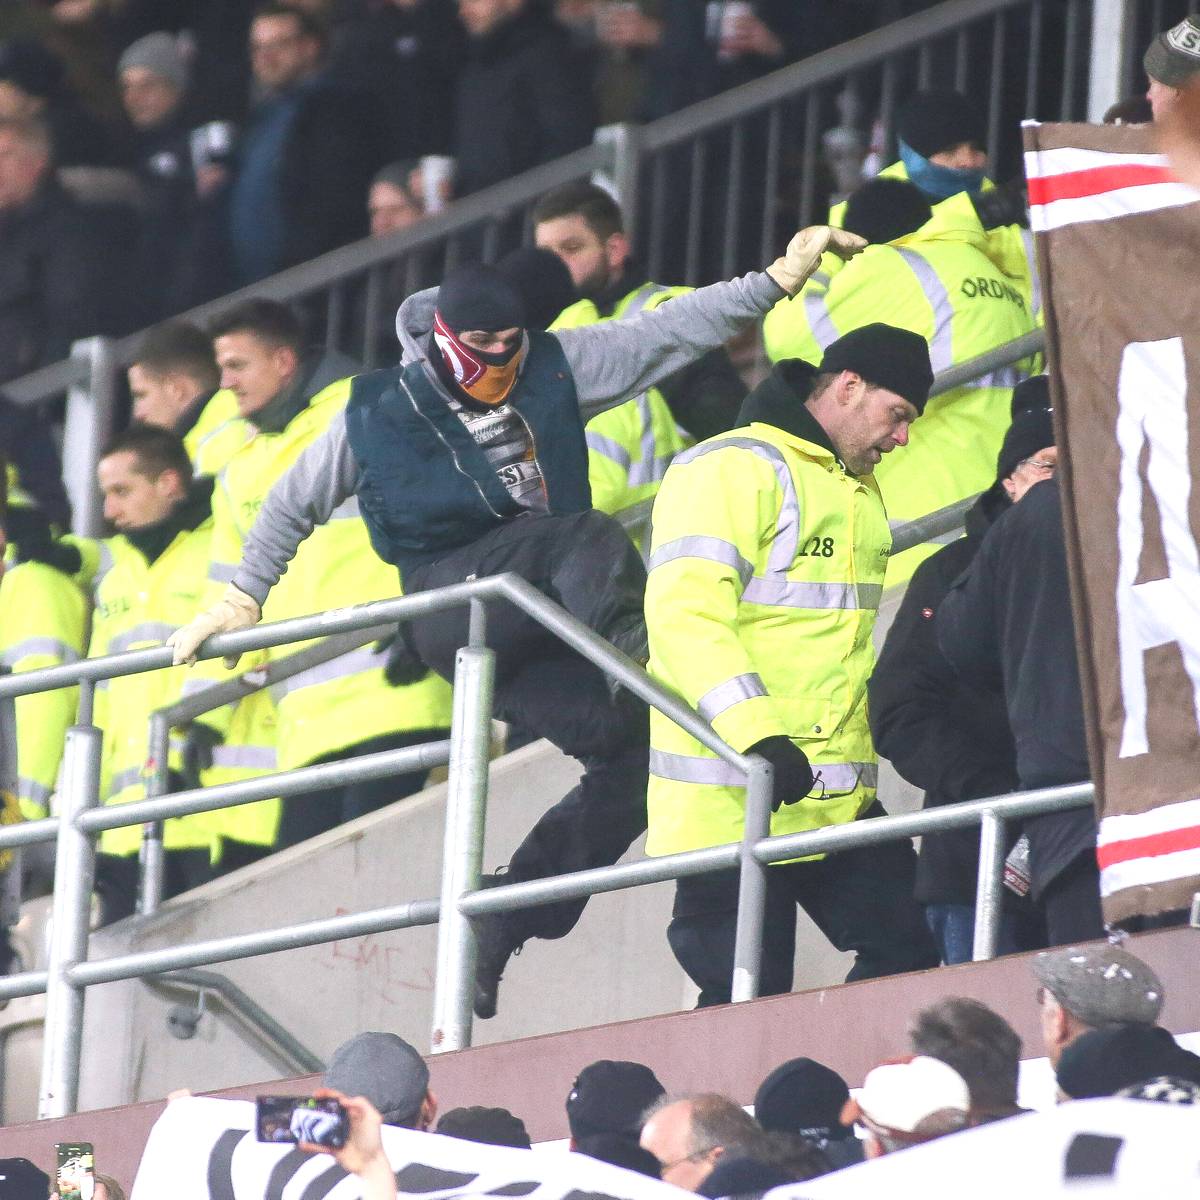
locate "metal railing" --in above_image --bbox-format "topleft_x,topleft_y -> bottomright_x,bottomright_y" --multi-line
0,558 -> 1093,1119
5,0 -> 1169,534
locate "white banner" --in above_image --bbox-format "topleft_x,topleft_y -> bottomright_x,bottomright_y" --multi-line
131,1098 -> 688,1200
773,1098 -> 1200,1198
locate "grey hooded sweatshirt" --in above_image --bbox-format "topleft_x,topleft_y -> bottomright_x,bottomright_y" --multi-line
232,271 -> 784,605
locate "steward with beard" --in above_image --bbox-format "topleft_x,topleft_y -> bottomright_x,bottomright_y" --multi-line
168,226 -> 865,1017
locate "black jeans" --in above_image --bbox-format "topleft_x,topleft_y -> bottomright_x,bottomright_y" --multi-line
407,511 -> 651,944
1039,851 -> 1105,946
668,803 -> 941,1006
96,848 -> 214,925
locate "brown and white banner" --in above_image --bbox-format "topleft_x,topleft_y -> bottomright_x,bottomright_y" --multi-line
1024,121 -> 1200,923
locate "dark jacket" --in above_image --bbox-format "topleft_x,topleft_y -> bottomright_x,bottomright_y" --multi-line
453,7 -> 593,196
870,488 -> 1020,905
0,177 -> 100,384
937,478 -> 1095,898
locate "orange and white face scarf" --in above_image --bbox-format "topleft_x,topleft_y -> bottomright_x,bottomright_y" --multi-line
432,310 -> 525,407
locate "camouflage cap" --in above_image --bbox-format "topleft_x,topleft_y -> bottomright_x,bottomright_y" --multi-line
1032,943 -> 1164,1028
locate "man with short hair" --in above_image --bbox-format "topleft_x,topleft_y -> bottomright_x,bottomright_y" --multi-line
0,116 -> 99,383
909,997 -> 1023,1122
1144,16 -> 1200,122
646,324 -> 941,1006
534,181 -> 745,544
453,0 -> 592,196
200,299 -> 452,865
841,1057 -> 970,1158
129,321 -> 249,479
229,3 -> 385,284
325,1031 -> 437,1130
640,1094 -> 764,1192
1031,942 -> 1164,1067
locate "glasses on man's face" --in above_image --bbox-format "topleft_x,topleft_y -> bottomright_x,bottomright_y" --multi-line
1019,456 -> 1056,475
657,1145 -> 719,1174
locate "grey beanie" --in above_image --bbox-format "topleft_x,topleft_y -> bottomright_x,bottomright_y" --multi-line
119,32 -> 190,93
1144,17 -> 1200,88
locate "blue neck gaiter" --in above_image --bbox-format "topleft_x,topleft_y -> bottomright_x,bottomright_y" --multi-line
899,139 -> 986,202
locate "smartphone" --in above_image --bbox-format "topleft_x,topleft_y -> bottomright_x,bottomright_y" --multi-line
255,1096 -> 348,1149
55,1143 -> 95,1200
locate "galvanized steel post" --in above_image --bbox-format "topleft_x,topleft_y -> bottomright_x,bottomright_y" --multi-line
39,716 -> 102,1117
731,755 -> 773,1003
972,808 -> 1007,961
138,712 -> 172,916
430,600 -> 494,1053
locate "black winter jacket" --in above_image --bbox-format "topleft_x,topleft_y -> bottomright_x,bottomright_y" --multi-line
453,8 -> 593,196
937,478 -> 1095,898
869,488 -> 1020,905
0,178 -> 100,384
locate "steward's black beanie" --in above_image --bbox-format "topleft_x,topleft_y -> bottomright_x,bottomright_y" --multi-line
820,324 -> 934,413
897,90 -> 985,159
496,247 -> 576,330
436,264 -> 526,332
843,179 -> 933,245
996,375 -> 1054,481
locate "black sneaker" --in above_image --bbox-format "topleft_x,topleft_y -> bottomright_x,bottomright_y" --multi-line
472,872 -> 521,1020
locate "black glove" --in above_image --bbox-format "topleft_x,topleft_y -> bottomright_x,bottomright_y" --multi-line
747,735 -> 815,812
375,622 -> 430,687
5,507 -> 82,575
970,178 -> 1029,230
180,723 -> 223,791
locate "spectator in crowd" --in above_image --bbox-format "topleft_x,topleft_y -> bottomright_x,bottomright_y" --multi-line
369,161 -> 426,239
228,3 -> 385,286
566,1059 -> 666,1149
328,0 -> 463,162
753,1057 -> 862,1169
645,324 -> 939,1006
300,1089 -> 398,1200
118,32 -> 232,321
909,997 -> 1024,1123
436,1106 -> 532,1148
169,228 -> 844,1018
842,1056 -> 970,1158
573,1134 -> 662,1177
0,36 -> 115,166
639,1094 -> 765,1191
452,0 -> 593,197
869,379 -> 1056,961
0,391 -> 71,529
128,321 -> 250,479
1056,1024 -> 1200,1100
495,245 -> 576,331
0,1158 -> 50,1200
766,176 -> 1039,585
1031,942 -> 1164,1068
87,425 -> 227,920
325,1031 -> 437,1131
533,181 -> 746,547
1119,1076 -> 1200,1105
198,299 -> 452,867
0,115 -> 100,384
1143,15 -> 1200,122
937,474 -> 1101,945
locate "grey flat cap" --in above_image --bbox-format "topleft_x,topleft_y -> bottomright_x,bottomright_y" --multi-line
1032,943 -> 1164,1028
325,1031 -> 429,1126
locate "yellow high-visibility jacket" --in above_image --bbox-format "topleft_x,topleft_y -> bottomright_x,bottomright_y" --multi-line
764,198 -> 1038,582
551,283 -> 690,548
0,562 -> 87,818
645,393 -> 887,857
184,388 -> 254,479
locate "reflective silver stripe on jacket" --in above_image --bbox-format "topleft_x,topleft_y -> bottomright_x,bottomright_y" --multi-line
649,536 -> 754,587
107,766 -> 144,797
107,622 -> 178,655
0,637 -> 81,667
210,744 -> 277,771
17,777 -> 52,808
741,578 -> 883,611
803,277 -> 839,348
649,749 -> 747,787
94,542 -> 115,588
811,761 -> 879,792
893,247 -> 954,373
697,673 -> 768,723
958,366 -> 1026,392
270,645 -> 386,704
586,430 -> 632,471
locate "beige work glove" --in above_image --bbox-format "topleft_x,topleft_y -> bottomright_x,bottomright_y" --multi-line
167,584 -> 261,668
765,226 -> 868,295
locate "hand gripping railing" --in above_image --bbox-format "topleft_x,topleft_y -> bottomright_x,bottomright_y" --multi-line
0,571 -> 1094,1118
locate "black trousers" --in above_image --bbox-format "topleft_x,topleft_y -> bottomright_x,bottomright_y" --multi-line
407,511 -> 651,944
96,848 -> 214,925
1039,851 -> 1105,946
668,803 -> 940,1007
